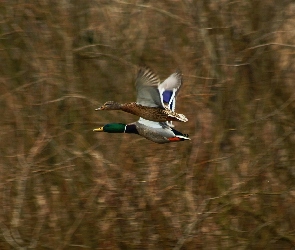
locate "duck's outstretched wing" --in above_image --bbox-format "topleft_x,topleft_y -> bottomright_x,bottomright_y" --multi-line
137,118 -> 190,142
158,69 -> 182,111
137,118 -> 170,129
135,67 -> 163,108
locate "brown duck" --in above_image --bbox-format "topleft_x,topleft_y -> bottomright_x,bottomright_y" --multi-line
95,67 -> 188,122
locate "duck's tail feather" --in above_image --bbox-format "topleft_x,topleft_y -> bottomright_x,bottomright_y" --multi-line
168,135 -> 190,142
166,111 -> 188,122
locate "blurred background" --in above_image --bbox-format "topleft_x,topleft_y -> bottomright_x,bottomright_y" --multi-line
1,0 -> 295,249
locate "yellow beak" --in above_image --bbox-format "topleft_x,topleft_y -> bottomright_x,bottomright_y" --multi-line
93,127 -> 104,132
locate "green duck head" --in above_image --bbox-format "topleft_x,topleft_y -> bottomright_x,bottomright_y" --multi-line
93,123 -> 126,133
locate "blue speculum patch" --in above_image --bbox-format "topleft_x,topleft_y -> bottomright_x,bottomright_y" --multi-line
163,91 -> 172,103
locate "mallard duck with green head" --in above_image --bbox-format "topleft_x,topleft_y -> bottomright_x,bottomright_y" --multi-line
93,119 -> 190,143
95,67 -> 188,123
94,68 -> 190,144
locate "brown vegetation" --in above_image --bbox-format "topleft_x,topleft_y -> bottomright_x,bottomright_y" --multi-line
1,0 -> 295,249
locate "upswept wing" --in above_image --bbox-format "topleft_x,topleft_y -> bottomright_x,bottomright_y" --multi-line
158,70 -> 182,111
135,67 -> 163,108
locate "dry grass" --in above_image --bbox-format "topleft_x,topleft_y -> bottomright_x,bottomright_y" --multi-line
1,0 -> 295,249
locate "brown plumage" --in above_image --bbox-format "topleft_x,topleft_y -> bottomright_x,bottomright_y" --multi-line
95,67 -> 188,123
97,101 -> 187,122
